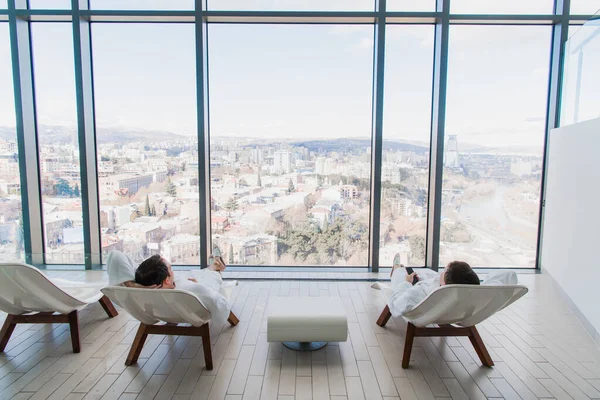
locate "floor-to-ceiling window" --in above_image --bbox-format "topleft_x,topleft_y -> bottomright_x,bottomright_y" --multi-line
0,23 -> 24,262
30,23 -> 83,264
208,24 -> 374,266
1,0 -> 592,269
379,25 -> 434,268
441,26 -> 552,268
92,23 -> 199,264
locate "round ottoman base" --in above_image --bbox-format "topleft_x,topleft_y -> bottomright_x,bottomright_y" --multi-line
283,341 -> 327,351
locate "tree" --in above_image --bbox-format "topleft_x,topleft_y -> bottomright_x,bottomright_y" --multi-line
229,243 -> 235,264
55,178 -> 72,197
288,179 -> 295,194
73,183 -> 80,198
257,170 -> 262,187
408,235 -> 426,265
151,205 -> 157,217
166,178 -> 177,197
144,195 -> 151,216
225,197 -> 239,216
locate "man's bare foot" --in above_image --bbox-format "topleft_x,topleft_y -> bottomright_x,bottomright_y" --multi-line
207,254 -> 226,272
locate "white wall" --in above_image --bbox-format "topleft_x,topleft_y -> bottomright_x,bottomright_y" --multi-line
542,117 -> 600,339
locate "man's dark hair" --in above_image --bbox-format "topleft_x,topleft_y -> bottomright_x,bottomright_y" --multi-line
444,261 -> 480,285
135,255 -> 170,287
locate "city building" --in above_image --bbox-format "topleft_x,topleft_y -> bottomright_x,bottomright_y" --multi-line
444,135 -> 460,168
273,150 -> 293,174
101,173 -> 154,197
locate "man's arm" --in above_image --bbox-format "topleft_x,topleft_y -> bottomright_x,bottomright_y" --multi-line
388,269 -> 430,317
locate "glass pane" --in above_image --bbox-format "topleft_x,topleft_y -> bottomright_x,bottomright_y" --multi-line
387,0 -> 435,12
0,1 -> 7,9
30,23 -> 83,264
443,26 -> 551,268
29,0 -> 71,9
0,23 -> 24,262
570,1 -> 600,14
562,20 -> 600,125
380,25 -> 434,267
208,0 -> 374,12
92,23 -> 199,264
451,0 -> 553,14
91,0 -> 193,10
208,24 -> 373,266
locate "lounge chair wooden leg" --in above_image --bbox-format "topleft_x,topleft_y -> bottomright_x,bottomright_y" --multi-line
376,305 -> 392,327
468,326 -> 494,367
0,315 -> 17,352
227,311 -> 239,326
126,323 -> 149,366
201,323 -> 213,370
68,311 -> 81,353
402,322 -> 416,368
98,295 -> 118,318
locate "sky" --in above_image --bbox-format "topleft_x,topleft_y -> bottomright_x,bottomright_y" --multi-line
1,0 -> 599,148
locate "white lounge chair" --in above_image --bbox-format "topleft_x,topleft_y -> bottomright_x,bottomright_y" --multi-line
0,263 -> 118,353
376,284 -> 528,368
101,286 -> 239,367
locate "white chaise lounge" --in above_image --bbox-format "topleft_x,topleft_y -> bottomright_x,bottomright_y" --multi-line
376,284 -> 528,368
0,263 -> 118,353
102,286 -> 239,367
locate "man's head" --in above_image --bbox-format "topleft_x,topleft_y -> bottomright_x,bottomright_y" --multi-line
135,255 -> 175,288
440,261 -> 480,286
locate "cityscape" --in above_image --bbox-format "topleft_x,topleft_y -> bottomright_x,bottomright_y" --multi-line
0,126 -> 541,268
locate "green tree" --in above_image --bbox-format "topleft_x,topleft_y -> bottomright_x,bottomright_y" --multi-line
257,170 -> 262,187
55,178 -> 72,197
229,243 -> 235,264
151,205 -> 157,217
288,179 -> 295,194
73,183 -> 80,198
144,195 -> 151,216
225,197 -> 239,216
166,178 -> 177,197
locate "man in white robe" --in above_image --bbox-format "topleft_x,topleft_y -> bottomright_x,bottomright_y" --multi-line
389,260 -> 518,317
106,251 -> 232,325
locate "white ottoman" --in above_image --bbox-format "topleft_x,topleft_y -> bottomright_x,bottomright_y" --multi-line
267,297 -> 348,351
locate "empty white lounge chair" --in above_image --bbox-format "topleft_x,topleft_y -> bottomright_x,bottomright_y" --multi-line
101,285 -> 239,367
376,284 -> 528,368
0,263 -> 118,353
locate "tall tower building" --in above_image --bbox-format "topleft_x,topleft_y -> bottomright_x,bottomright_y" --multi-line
252,147 -> 264,164
273,150 -> 293,174
445,135 -> 460,168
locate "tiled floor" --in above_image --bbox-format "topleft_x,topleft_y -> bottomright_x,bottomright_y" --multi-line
1,272 -> 599,400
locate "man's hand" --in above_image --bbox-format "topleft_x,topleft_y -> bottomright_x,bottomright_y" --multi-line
405,272 -> 417,284
188,278 -> 198,283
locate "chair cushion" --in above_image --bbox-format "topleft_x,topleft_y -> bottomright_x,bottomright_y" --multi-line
267,297 -> 348,343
